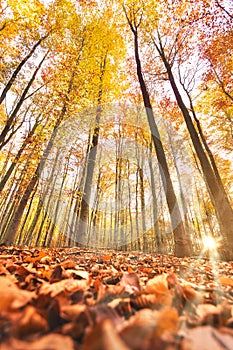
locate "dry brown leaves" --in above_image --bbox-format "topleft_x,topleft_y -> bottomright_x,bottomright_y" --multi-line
0,246 -> 233,349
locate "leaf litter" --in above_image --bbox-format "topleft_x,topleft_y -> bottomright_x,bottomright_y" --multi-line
0,246 -> 233,349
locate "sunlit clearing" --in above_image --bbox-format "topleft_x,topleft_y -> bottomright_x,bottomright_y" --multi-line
202,235 -> 216,250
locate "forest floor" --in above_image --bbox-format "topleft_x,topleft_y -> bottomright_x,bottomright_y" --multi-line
1,246 -> 233,349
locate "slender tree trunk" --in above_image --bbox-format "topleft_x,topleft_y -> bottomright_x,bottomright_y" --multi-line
46,152 -> 70,246
0,146 -> 36,241
132,29 -> 191,257
0,52 -> 48,149
110,203 -> 113,248
77,120 -> 100,245
64,168 -> 80,246
114,126 -> 123,249
36,149 -> 61,245
127,159 -> 134,250
159,46 -> 233,260
120,207 -> 126,251
0,190 -> 19,242
77,115 -> 101,246
69,132 -> 92,244
77,53 -> 107,245
167,128 -> 193,252
88,170 -> 102,247
3,41 -> 85,245
17,186 -> 37,245
0,33 -> 49,105
103,202 -> 108,248
181,82 -> 226,190
0,121 -> 39,193
24,199 -> 43,246
148,140 -> 161,251
138,166 -> 147,252
135,160 -> 141,251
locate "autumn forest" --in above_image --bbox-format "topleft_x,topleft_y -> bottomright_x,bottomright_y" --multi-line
1,0 -> 233,349
0,0 -> 233,260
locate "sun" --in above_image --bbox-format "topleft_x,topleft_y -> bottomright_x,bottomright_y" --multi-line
202,235 -> 216,251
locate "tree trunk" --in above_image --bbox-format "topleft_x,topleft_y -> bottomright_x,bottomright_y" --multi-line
77,53 -> 107,246
134,136 -> 141,251
132,30 -> 192,257
3,42 -> 85,245
0,121 -> 39,193
0,33 -> 49,105
161,51 -> 233,260
148,140 -> 161,252
138,166 -> 147,252
0,52 -> 48,149
127,159 -> 134,250
77,119 -> 100,245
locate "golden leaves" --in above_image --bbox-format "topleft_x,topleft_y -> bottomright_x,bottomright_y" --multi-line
8,0 -> 46,27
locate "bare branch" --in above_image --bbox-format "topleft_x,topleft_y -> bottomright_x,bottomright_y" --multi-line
215,0 -> 233,19
212,65 -> 233,102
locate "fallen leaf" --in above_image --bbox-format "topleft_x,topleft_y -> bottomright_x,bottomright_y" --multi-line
218,276 -> 233,287
61,260 -> 77,269
0,276 -> 34,312
119,272 -> 141,294
23,250 -> 48,263
61,304 -> 87,321
131,292 -> 172,309
83,319 -> 130,350
156,307 -> 179,335
182,284 -> 204,305
180,325 -> 233,350
66,269 -> 89,280
1,333 -> 76,350
12,305 -> 48,337
145,274 -> 169,294
119,309 -> 159,349
49,265 -> 64,283
0,263 -> 10,275
196,304 -> 219,319
101,255 -> 112,262
39,278 -> 89,297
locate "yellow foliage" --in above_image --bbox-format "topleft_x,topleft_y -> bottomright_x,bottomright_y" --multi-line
7,0 -> 46,25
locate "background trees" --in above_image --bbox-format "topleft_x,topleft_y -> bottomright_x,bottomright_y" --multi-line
0,0 -> 232,259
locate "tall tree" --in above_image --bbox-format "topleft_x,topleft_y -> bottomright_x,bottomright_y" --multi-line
146,0 -> 233,260
76,13 -> 126,245
3,28 -> 86,244
123,1 -> 192,258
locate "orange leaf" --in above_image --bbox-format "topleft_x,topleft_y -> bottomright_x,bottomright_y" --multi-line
182,285 -> 203,305
61,260 -> 76,269
127,266 -> 134,273
0,276 -> 34,312
101,255 -> 112,262
145,274 -> 169,294
218,277 -> 233,287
